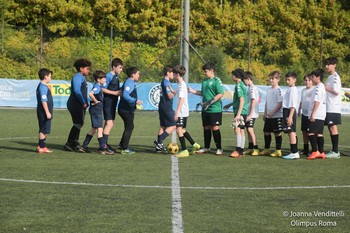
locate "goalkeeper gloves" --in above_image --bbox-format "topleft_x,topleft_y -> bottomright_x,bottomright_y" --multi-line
201,98 -> 215,111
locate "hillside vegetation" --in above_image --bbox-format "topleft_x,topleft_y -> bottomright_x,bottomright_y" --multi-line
0,0 -> 349,85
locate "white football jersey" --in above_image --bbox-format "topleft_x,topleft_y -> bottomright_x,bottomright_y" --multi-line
325,72 -> 342,113
266,86 -> 283,118
308,83 -> 326,120
300,87 -> 314,117
247,85 -> 259,118
177,81 -> 189,117
283,86 -> 298,111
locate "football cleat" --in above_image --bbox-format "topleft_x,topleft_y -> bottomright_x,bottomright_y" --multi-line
191,143 -> 201,154
36,146 -> 53,154
282,152 -> 300,160
270,150 -> 282,157
325,151 -> 340,159
176,150 -> 189,158
251,149 -> 260,156
307,151 -> 326,160
259,149 -> 272,156
195,148 -> 210,154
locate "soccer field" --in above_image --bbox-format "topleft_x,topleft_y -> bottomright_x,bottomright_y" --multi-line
0,109 -> 349,232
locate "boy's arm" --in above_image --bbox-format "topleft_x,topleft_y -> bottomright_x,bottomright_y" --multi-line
287,107 -> 295,126
89,91 -> 99,105
42,101 -> 52,119
102,88 -> 122,96
175,97 -> 185,120
310,101 -> 320,122
247,99 -> 256,121
188,87 -> 202,96
234,97 -> 244,120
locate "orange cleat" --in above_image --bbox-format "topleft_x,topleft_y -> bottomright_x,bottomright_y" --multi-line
230,151 -> 241,158
307,151 -> 325,160
36,146 -> 53,154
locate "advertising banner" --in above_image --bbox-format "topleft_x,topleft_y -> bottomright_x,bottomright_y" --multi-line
1,78 -> 350,114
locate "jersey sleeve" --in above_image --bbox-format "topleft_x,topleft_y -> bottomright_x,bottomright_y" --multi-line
39,84 -> 49,103
216,78 -> 224,94
72,74 -> 86,105
122,80 -> 136,104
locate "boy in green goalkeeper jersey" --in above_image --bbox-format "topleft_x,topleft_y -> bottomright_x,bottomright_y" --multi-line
224,68 -> 248,158
188,63 -> 224,155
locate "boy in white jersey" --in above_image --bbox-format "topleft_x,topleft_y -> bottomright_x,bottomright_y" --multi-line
173,65 -> 201,157
242,71 -> 260,156
298,74 -> 314,156
324,57 -> 342,158
282,72 -> 299,159
259,71 -> 283,157
307,68 -> 327,160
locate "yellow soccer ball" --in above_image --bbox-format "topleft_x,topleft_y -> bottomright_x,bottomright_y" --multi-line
167,143 -> 179,154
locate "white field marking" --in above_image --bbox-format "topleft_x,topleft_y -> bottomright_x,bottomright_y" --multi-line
171,155 -> 184,233
0,178 -> 350,191
1,135 -> 350,149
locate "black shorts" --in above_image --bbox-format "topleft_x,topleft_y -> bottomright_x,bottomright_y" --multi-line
235,114 -> 247,129
37,118 -> 51,134
324,113 -> 341,126
201,112 -> 222,126
245,117 -> 256,129
301,114 -> 309,131
159,109 -> 176,127
283,108 -> 297,132
308,119 -> 325,134
103,96 -> 118,121
89,103 -> 103,128
176,117 -> 188,128
67,100 -> 86,125
263,118 -> 283,133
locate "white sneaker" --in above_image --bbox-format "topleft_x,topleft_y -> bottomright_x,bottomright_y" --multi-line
195,148 -> 210,154
282,152 -> 300,160
215,149 -> 224,156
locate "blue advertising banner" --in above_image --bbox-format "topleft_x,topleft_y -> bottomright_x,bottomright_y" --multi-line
1,78 -> 350,114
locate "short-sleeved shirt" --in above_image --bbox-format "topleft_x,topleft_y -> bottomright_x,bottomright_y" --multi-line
325,72 -> 342,113
36,82 -> 53,117
300,87 -> 314,117
159,78 -> 175,115
201,76 -> 224,113
177,81 -> 189,117
266,86 -> 283,118
232,80 -> 248,115
283,86 -> 298,111
308,83 -> 326,120
118,78 -> 138,113
247,84 -> 259,119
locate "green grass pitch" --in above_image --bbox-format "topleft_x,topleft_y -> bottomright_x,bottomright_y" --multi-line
0,109 -> 349,232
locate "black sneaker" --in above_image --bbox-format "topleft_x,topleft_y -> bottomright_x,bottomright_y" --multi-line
107,144 -> 118,153
75,145 -> 86,153
82,146 -> 91,153
154,140 -> 166,151
63,143 -> 74,151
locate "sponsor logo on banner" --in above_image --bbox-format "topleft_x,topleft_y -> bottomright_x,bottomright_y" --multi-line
47,84 -> 71,96
148,84 -> 161,108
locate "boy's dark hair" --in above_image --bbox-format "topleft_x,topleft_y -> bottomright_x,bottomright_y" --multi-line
163,65 -> 174,76
202,63 -> 215,71
324,57 -> 337,65
304,74 -> 313,80
285,71 -> 297,79
74,58 -> 92,72
126,66 -> 139,77
311,68 -> 325,81
243,71 -> 254,80
111,58 -> 124,68
231,68 -> 245,80
93,70 -> 106,82
38,68 -> 52,80
174,65 -> 186,77
269,70 -> 282,79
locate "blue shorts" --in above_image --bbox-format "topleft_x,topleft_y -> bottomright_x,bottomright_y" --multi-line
103,96 -> 118,121
159,109 -> 176,127
37,110 -> 52,134
89,103 -> 103,128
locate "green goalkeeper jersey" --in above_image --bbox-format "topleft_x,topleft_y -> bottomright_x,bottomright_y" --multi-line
201,76 -> 224,113
232,80 -> 248,115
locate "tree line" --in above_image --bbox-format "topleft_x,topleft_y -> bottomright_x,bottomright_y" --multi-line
0,0 -> 349,85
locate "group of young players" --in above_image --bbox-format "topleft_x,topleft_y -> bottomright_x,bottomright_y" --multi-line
224,57 -> 342,160
35,57 -> 343,159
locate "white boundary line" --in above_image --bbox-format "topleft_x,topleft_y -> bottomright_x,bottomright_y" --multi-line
1,178 -> 349,190
171,155 -> 184,233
